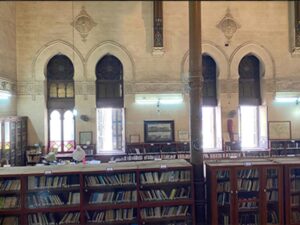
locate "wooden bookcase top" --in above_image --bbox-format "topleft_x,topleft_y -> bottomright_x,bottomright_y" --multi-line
0,159 -> 191,176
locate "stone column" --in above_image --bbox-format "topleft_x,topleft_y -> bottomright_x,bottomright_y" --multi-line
189,1 -> 205,225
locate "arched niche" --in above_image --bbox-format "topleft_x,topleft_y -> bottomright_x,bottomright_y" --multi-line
229,41 -> 275,80
181,41 -> 229,82
33,40 -> 85,81
86,40 -> 135,82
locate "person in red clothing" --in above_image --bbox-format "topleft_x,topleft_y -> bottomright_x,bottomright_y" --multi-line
227,110 -> 237,142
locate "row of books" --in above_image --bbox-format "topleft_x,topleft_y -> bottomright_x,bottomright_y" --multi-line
216,170 -> 230,179
290,169 -> 300,178
237,179 -> 259,191
140,171 -> 191,184
219,214 -> 229,225
87,209 -> 135,222
27,192 -> 80,208
28,212 -> 80,225
267,210 -> 279,224
0,217 -> 18,225
266,178 -> 278,189
238,169 -> 259,179
291,195 -> 300,206
28,176 -> 79,190
291,179 -> 300,191
85,173 -> 136,186
238,199 -> 258,209
140,206 -> 189,218
267,190 -> 278,201
89,191 -> 137,204
0,196 -> 19,209
217,182 -> 230,192
140,187 -> 190,201
238,213 -> 259,225
267,169 -> 278,178
292,211 -> 300,223
27,194 -> 63,208
0,179 -> 20,191
217,193 -> 230,206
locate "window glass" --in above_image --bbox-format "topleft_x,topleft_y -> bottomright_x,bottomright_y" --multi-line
49,110 -> 62,151
97,108 -> 124,153
63,110 -> 75,151
240,106 -> 258,148
4,121 -> 10,150
202,107 -> 216,150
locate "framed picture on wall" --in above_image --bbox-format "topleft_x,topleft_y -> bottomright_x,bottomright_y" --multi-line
79,131 -> 93,145
129,134 -> 140,143
268,121 -> 291,140
144,120 -> 175,143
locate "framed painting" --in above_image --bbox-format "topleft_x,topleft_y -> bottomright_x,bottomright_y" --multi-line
79,131 -> 93,145
144,120 -> 175,143
268,121 -> 291,140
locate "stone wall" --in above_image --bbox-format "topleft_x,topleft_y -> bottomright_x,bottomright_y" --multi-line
0,2 -> 16,117
14,1 -> 300,145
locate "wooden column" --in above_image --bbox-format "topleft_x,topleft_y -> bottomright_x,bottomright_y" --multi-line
153,1 -> 163,48
189,2 -> 205,225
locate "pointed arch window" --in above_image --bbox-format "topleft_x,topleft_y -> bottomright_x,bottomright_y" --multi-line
47,54 -> 75,152
238,55 -> 267,149
95,55 -> 125,153
239,55 -> 261,106
201,55 -> 221,151
202,54 -> 217,106
96,54 -> 123,108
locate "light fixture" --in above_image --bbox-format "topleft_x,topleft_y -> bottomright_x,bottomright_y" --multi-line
274,97 -> 299,103
0,90 -> 11,100
135,93 -> 183,105
274,92 -> 300,104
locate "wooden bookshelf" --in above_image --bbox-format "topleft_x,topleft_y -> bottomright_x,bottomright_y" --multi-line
206,158 -> 284,225
125,142 -> 190,161
0,159 -> 194,225
271,157 -> 300,225
270,140 -> 300,157
0,116 -> 27,166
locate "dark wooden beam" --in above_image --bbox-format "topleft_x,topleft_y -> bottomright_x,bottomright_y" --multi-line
153,1 -> 163,48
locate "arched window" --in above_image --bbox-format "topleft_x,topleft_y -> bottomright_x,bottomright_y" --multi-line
95,54 -> 125,153
201,55 -> 221,151
202,54 -> 217,106
238,55 -> 261,105
96,54 -> 123,108
47,54 -> 75,152
238,55 -> 266,149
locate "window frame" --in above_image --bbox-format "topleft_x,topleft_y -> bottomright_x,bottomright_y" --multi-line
48,109 -> 75,153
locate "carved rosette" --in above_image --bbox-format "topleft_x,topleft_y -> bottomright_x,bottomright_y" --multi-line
71,6 -> 97,42
217,8 -> 241,44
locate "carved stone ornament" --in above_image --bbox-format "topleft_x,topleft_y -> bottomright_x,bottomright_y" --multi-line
217,8 -> 241,44
71,6 -> 97,42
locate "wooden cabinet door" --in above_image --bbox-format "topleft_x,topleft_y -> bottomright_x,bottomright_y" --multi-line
286,165 -> 300,225
234,166 -> 261,225
210,167 -> 234,225
261,166 -> 283,225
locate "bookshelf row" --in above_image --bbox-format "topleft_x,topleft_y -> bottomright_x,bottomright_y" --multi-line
0,159 -> 194,225
206,157 -> 300,225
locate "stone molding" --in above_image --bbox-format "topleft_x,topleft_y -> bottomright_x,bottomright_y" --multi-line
0,77 -> 16,94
